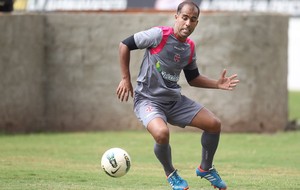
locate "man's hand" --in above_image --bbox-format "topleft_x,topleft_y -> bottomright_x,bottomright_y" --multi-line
116,78 -> 133,102
217,69 -> 239,90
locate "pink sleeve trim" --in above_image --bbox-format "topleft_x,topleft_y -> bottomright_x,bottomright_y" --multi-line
150,26 -> 173,55
186,38 -> 195,64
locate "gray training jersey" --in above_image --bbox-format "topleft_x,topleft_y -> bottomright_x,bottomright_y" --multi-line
133,26 -> 198,102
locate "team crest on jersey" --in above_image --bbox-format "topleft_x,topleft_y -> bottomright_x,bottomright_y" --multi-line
174,53 -> 181,62
146,106 -> 153,112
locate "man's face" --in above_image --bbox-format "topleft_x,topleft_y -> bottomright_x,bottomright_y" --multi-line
174,4 -> 199,41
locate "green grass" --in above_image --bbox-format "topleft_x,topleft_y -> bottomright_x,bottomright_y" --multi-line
289,91 -> 300,121
0,131 -> 300,190
0,90 -> 299,189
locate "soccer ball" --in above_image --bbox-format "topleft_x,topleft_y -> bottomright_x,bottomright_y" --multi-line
101,148 -> 131,177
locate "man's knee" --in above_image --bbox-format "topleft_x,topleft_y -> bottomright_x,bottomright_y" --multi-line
211,117 -> 221,133
153,127 -> 170,144
202,115 -> 222,133
147,118 -> 170,144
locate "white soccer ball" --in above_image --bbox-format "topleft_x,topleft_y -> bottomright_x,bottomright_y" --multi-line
101,148 -> 131,177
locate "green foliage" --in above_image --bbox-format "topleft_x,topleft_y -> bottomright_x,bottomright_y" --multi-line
0,131 -> 300,189
289,91 -> 300,121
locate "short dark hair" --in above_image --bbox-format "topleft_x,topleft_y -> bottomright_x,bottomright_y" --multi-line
177,1 -> 200,17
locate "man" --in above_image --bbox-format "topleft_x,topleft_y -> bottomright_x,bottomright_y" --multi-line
116,1 -> 239,190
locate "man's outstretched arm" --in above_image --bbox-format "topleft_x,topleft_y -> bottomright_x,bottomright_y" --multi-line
188,69 -> 239,90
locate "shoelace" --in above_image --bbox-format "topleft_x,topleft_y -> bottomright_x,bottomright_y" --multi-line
211,168 -> 221,175
206,168 -> 222,183
169,172 -> 182,186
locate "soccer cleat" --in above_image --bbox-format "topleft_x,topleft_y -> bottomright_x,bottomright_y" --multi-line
196,166 -> 227,190
167,170 -> 189,190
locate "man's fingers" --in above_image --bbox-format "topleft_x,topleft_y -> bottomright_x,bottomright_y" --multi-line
230,83 -> 237,87
120,89 -> 127,102
116,87 -> 121,97
231,79 -> 239,84
221,69 -> 227,78
119,88 -> 131,102
116,79 -> 133,102
123,90 -> 129,102
229,74 -> 238,80
117,87 -> 125,101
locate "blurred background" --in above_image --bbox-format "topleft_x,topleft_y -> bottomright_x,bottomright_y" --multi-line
10,0 -> 300,90
1,2 -> 299,189
8,0 -> 300,16
0,0 -> 299,133
4,0 -> 300,91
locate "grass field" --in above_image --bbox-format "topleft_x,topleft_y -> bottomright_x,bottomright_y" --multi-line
0,91 -> 299,190
1,131 -> 300,190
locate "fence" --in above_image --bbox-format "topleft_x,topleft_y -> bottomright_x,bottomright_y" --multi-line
11,0 -> 300,16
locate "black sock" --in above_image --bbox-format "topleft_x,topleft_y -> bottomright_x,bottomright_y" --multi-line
200,132 -> 220,171
154,143 -> 175,176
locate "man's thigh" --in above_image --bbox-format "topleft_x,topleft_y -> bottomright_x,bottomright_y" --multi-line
134,99 -> 167,128
189,107 -> 221,133
167,95 -> 203,127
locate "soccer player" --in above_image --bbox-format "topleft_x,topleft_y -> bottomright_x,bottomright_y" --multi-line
116,1 -> 239,190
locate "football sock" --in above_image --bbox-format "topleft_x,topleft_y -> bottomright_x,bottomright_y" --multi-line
200,132 -> 220,171
154,143 -> 175,176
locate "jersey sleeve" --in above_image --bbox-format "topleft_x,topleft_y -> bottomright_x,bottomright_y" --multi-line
183,49 -> 200,81
133,27 -> 163,49
184,52 -> 198,70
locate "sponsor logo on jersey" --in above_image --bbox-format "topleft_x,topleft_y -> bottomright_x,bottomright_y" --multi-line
174,46 -> 185,51
155,61 -> 179,82
161,71 -> 179,82
156,61 -> 162,72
